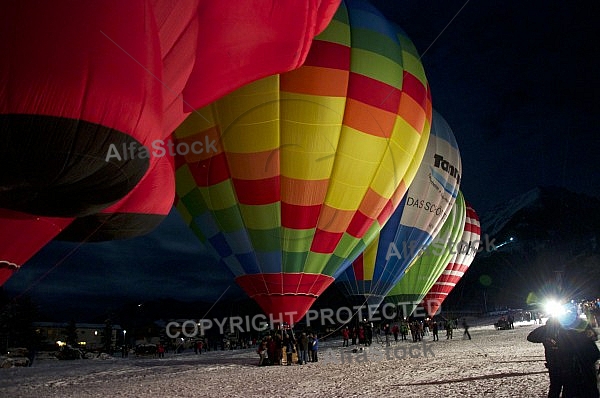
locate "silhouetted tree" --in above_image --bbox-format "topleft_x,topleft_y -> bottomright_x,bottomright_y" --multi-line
65,320 -> 78,347
0,295 -> 39,353
102,318 -> 113,354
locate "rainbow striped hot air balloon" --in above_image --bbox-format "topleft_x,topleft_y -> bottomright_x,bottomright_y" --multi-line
422,203 -> 480,316
174,0 -> 432,324
334,110 -> 462,307
385,191 -> 467,317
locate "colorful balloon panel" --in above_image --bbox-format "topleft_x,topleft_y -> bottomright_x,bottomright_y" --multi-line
422,202 -> 480,316
334,110 -> 461,307
175,0 -> 432,324
385,191 -> 466,316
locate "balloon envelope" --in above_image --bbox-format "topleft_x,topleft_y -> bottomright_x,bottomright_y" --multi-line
334,110 -> 462,307
175,0 -> 432,324
385,191 -> 467,317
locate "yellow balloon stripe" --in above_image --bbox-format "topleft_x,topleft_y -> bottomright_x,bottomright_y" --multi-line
363,233 -> 379,279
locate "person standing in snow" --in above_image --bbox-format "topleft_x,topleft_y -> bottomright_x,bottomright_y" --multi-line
284,330 -> 296,365
157,343 -> 165,358
308,334 -> 315,362
400,321 -> 409,341
342,327 -> 350,347
310,333 -> 319,362
432,321 -> 439,341
299,332 -> 309,365
391,324 -> 399,342
446,318 -> 456,339
364,321 -> 373,346
528,317 -> 600,398
528,317 -> 566,397
274,332 -> 283,365
358,325 -> 365,345
462,318 -> 471,340
257,340 -> 269,366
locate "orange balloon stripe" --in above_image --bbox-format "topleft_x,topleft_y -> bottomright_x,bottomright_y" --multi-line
280,66 -> 349,97
316,204 -> 355,233
280,177 -> 329,206
226,150 -> 279,180
342,98 -> 398,138
398,92 -> 429,134
358,187 -> 391,219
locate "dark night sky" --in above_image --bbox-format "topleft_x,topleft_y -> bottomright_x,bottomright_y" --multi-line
370,0 -> 600,214
4,0 -> 600,320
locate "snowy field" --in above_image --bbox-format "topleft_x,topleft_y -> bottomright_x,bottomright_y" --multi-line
1,321 -> 598,398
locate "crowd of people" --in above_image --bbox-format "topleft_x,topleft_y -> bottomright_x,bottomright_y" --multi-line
581,299 -> 600,328
338,318 -> 469,345
254,315 -> 478,366
246,300 -> 600,397
257,329 -> 319,366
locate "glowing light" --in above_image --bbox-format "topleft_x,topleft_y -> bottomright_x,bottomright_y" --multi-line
543,299 -> 565,318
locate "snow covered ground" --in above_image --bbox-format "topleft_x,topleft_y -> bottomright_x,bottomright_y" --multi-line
1,321 -> 598,397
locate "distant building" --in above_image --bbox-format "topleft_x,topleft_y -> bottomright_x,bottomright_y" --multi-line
33,322 -> 122,351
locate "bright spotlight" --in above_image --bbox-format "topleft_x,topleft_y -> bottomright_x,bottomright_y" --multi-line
543,299 -> 566,318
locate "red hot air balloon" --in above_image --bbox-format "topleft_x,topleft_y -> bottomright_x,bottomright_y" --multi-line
0,0 -> 341,284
